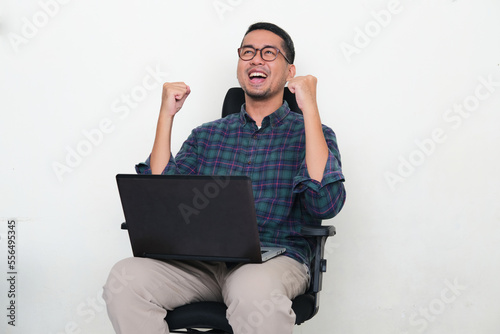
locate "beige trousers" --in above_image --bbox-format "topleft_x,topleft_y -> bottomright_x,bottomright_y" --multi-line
103,255 -> 309,334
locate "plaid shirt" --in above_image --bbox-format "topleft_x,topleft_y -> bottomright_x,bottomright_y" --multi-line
136,101 -> 346,267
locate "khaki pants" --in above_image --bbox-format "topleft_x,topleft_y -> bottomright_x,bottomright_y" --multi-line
103,255 -> 310,334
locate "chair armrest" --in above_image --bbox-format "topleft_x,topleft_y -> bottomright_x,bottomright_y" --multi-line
301,225 -> 336,237
301,224 -> 336,296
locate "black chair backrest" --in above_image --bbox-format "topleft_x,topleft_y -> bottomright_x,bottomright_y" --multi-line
222,87 -> 302,118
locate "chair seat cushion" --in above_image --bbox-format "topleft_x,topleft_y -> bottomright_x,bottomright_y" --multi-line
166,293 -> 316,332
166,301 -> 233,333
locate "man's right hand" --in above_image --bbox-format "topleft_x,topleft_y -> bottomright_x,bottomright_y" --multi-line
160,82 -> 191,116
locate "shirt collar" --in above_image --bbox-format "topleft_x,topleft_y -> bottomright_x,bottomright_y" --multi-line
239,100 -> 291,128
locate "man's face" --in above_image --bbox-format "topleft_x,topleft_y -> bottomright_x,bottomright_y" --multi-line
237,29 -> 295,101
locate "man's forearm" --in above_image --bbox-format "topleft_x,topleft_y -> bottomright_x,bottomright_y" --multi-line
303,107 -> 329,182
150,112 -> 174,174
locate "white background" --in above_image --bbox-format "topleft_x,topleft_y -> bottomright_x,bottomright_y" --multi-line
1,0 -> 500,333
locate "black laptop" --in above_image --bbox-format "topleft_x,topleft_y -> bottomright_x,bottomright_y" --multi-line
116,174 -> 286,263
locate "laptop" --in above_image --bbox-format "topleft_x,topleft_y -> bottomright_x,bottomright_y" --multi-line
116,174 -> 286,263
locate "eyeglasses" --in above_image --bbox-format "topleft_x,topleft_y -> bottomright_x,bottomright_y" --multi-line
238,46 -> 291,64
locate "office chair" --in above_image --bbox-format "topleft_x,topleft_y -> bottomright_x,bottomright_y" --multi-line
161,87 -> 337,333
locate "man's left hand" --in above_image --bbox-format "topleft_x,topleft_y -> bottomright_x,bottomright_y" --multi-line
287,75 -> 318,114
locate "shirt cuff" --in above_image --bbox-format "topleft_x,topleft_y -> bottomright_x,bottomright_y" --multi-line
292,151 -> 345,194
135,156 -> 152,174
135,154 -> 176,175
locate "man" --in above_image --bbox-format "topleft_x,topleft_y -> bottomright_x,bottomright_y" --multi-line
104,22 -> 345,334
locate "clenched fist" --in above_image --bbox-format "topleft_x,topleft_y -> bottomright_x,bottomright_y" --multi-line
287,75 -> 318,114
160,82 -> 191,116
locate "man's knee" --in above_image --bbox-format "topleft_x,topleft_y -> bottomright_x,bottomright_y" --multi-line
225,284 -> 292,315
225,288 -> 294,334
224,271 -> 292,326
102,257 -> 148,305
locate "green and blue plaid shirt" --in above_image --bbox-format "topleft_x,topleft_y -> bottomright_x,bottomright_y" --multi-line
136,101 -> 346,267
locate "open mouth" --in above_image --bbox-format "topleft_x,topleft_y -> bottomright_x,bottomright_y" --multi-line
248,70 -> 268,84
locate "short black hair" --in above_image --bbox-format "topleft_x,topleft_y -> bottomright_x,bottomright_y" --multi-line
243,22 -> 295,64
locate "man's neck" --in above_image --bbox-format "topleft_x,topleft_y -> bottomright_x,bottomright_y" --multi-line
244,93 -> 284,126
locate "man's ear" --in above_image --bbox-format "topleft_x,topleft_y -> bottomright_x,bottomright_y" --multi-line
287,64 -> 296,81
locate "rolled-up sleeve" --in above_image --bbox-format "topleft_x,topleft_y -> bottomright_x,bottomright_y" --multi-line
292,126 -> 346,219
135,154 -> 178,175
135,129 -> 200,175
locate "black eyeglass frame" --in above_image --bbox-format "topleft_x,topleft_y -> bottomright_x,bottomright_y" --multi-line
237,46 -> 291,64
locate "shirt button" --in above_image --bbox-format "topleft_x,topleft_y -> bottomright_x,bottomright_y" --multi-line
247,160 -> 252,165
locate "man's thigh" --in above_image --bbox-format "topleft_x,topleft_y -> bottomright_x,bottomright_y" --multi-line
104,257 -> 225,311
221,256 -> 310,305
